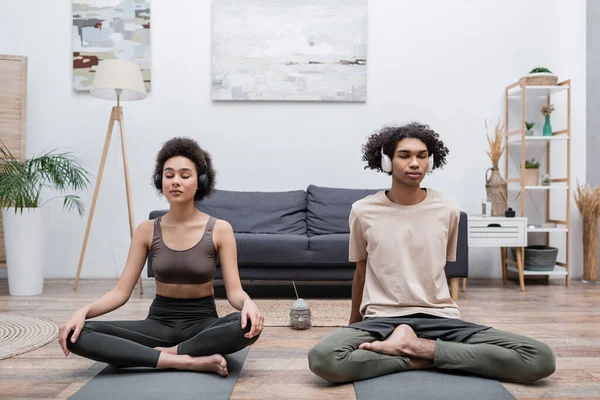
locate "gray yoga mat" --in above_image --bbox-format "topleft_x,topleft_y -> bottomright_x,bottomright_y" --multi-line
354,370 -> 516,400
69,347 -> 249,400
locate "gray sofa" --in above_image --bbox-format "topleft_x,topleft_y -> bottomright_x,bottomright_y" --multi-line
147,185 -> 468,283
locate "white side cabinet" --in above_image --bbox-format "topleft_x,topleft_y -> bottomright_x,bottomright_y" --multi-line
467,217 -> 527,247
467,216 -> 529,291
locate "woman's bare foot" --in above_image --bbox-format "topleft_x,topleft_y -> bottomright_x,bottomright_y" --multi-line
156,352 -> 228,376
154,345 -> 178,355
189,354 -> 228,376
358,324 -> 417,356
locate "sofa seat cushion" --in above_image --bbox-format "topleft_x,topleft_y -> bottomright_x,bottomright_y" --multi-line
307,185 -> 381,236
308,234 -> 353,266
234,233 -> 310,266
197,189 -> 307,235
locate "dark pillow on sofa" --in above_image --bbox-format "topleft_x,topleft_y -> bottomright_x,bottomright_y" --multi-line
196,189 -> 307,235
307,185 -> 382,235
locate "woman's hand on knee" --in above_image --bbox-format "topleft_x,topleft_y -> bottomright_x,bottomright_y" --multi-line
58,307 -> 87,356
241,299 -> 264,339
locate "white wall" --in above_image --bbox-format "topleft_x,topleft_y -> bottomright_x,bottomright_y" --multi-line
0,0 -> 586,279
554,0 -> 587,281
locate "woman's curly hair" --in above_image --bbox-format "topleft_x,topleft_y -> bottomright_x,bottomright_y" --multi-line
362,123 -> 449,174
153,137 -> 216,201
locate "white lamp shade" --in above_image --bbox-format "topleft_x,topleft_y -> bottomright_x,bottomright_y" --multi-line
89,59 -> 147,101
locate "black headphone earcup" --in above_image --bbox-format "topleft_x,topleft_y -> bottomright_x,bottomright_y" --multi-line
154,172 -> 162,190
198,174 -> 209,191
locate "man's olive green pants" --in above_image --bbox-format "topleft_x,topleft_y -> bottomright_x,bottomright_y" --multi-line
308,325 -> 555,383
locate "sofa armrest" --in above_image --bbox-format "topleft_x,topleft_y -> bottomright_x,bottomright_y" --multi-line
445,211 -> 468,279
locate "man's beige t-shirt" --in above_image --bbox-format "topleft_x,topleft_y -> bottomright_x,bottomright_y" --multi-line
349,188 -> 461,319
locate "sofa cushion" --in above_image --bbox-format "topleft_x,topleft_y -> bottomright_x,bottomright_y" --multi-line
307,185 -> 381,235
308,234 -> 352,266
197,189 -> 307,235
234,233 -> 310,266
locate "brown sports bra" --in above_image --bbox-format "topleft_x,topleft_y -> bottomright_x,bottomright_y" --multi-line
151,216 -> 217,284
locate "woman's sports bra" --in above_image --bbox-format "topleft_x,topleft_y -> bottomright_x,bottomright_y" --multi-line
151,216 -> 217,284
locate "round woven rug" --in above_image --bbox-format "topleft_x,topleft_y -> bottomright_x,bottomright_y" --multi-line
0,314 -> 59,360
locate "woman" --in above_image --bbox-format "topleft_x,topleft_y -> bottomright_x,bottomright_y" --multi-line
58,137 -> 264,376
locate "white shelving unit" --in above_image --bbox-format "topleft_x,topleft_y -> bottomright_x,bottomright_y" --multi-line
507,135 -> 569,144
527,228 -> 569,233
507,85 -> 569,97
508,184 -> 569,190
506,265 -> 568,276
503,79 -> 571,289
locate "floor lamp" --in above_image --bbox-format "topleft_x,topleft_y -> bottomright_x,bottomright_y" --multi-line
74,59 -> 147,293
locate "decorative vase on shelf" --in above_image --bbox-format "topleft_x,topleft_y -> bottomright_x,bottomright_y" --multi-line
485,166 -> 508,217
543,115 -> 552,136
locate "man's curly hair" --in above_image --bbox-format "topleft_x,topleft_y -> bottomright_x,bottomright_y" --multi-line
362,123 -> 449,174
153,137 -> 216,201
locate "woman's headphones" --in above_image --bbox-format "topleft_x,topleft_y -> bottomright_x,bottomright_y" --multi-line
153,159 -> 209,192
380,146 -> 434,173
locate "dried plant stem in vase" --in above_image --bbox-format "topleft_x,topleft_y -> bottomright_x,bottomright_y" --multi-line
541,104 -> 555,136
574,183 -> 600,283
484,120 -> 507,216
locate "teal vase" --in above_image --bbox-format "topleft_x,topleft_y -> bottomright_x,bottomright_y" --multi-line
543,115 -> 552,136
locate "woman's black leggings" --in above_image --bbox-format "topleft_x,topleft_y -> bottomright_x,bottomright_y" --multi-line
66,294 -> 259,368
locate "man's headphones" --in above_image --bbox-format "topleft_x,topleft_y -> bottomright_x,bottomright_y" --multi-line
153,159 -> 209,192
380,146 -> 434,173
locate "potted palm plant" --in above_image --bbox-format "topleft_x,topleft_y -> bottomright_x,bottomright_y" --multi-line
0,145 -> 90,295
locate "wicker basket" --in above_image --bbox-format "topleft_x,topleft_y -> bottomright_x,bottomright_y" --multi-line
510,246 -> 558,271
520,73 -> 558,86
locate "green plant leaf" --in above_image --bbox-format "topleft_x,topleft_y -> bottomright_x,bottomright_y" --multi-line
529,67 -> 552,73
62,195 -> 86,217
0,142 -> 90,216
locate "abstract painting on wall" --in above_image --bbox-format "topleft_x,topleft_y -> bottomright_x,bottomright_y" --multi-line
212,0 -> 367,102
72,0 -> 151,92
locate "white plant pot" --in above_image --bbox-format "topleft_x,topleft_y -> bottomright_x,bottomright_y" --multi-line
2,207 -> 49,296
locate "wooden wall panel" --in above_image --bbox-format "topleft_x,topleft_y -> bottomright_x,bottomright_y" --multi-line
0,55 -> 27,268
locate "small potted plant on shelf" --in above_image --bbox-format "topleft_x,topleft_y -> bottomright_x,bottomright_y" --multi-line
541,104 -> 555,136
520,67 -> 558,86
541,173 -> 551,186
524,158 -> 540,186
0,144 -> 90,296
525,121 -> 535,136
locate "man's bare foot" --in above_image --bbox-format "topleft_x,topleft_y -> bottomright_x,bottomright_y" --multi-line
155,345 -> 178,355
358,324 -> 417,356
189,354 -> 228,376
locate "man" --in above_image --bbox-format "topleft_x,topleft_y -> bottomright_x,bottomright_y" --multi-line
308,123 -> 555,383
